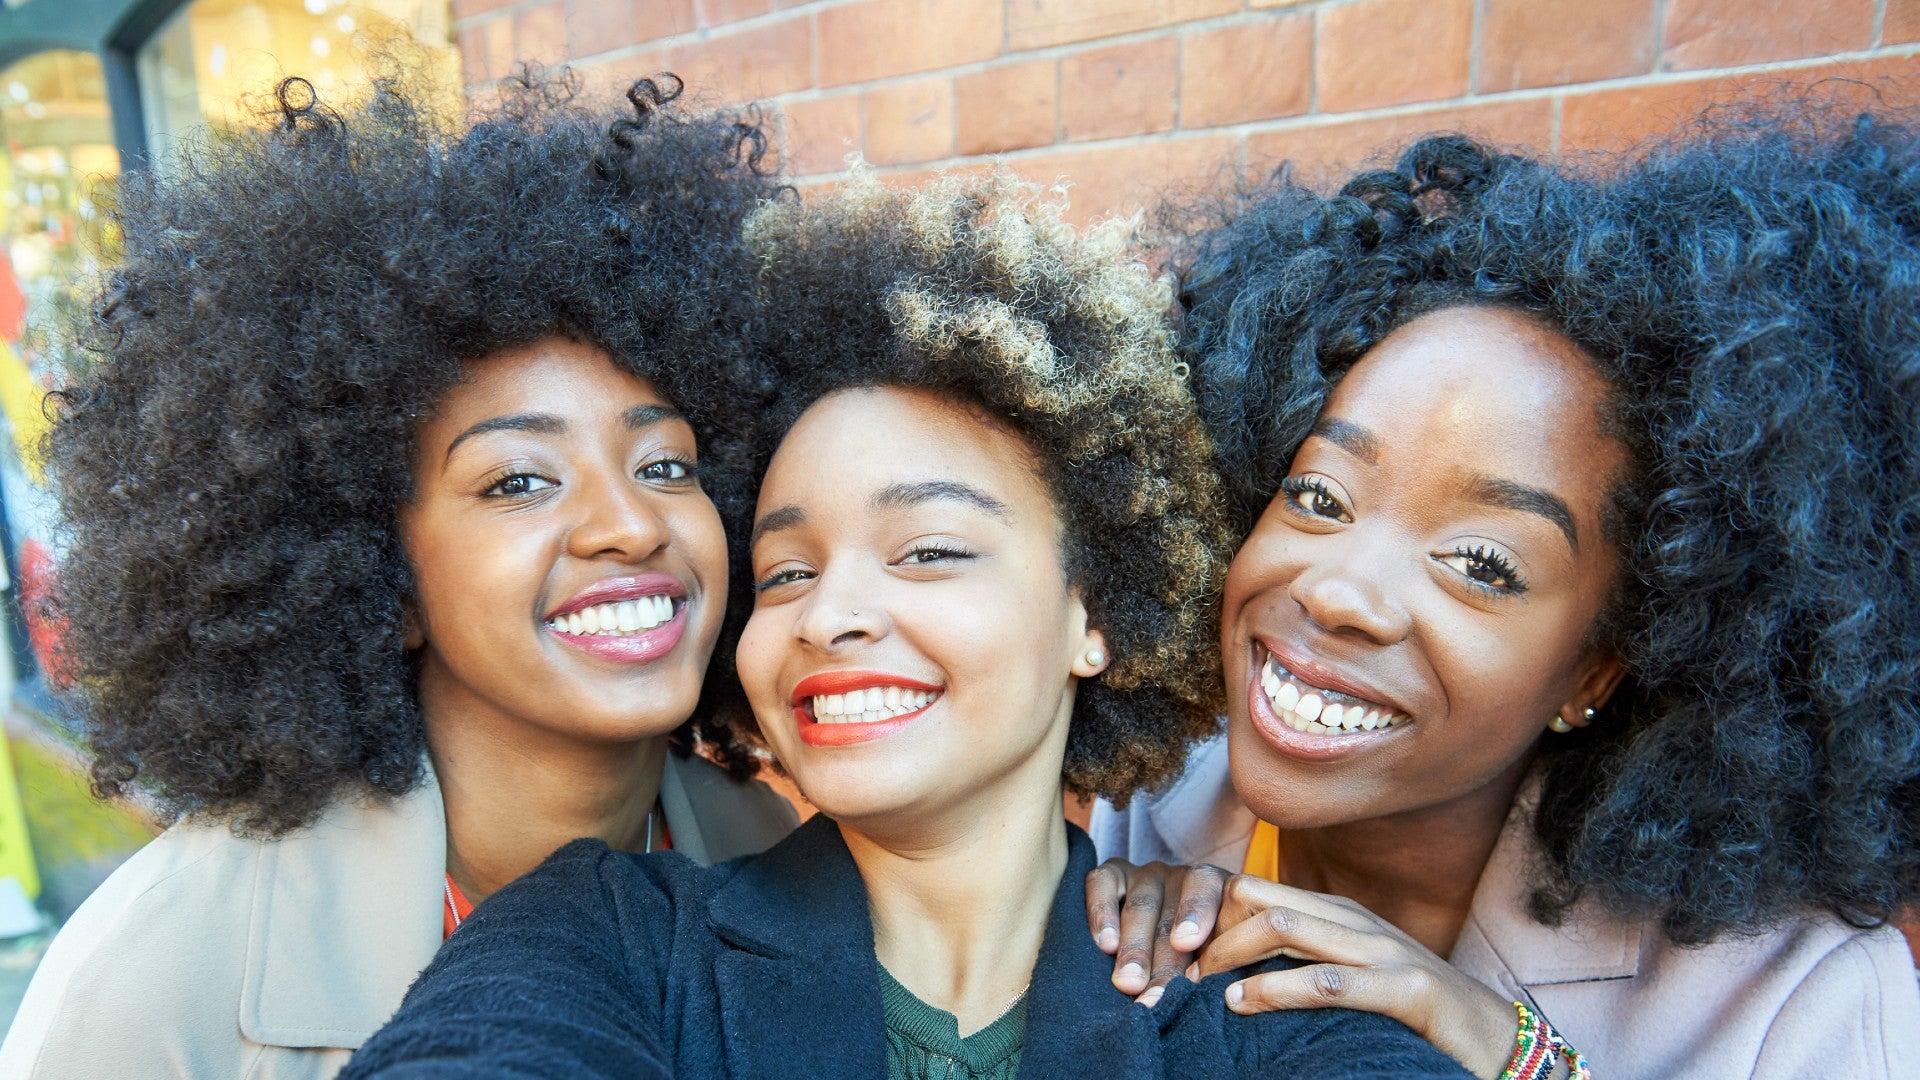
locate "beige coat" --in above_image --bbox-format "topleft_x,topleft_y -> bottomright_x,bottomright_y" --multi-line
0,753 -> 797,1079
1091,733 -> 1920,1079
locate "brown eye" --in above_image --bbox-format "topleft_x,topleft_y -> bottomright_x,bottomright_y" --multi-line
485,473 -> 555,498
1279,475 -> 1353,523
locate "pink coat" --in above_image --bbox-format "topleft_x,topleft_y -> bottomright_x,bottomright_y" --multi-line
1092,734 -> 1920,1079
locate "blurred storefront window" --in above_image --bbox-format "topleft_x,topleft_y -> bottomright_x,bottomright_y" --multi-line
0,1 -> 457,930
140,0 -> 459,163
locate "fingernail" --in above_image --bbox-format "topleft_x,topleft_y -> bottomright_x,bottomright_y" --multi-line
1097,927 -> 1119,951
1119,962 -> 1144,982
1174,919 -> 1200,940
1138,987 -> 1164,1008
1184,962 -> 1198,982
1225,983 -> 1243,1007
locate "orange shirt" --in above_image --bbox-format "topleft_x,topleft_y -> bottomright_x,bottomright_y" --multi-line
1242,818 -> 1281,881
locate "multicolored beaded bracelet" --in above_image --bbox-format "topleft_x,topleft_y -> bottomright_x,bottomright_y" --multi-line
1499,1001 -> 1595,1079
1498,1001 -> 1559,1080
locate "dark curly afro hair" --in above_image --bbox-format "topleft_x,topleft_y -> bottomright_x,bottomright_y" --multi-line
1175,108 -> 1920,944
726,174 -> 1236,805
47,69 -> 783,836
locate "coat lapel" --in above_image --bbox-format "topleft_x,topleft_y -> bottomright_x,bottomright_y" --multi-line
1019,827 -> 1163,1077
707,816 -> 888,1080
239,766 -> 446,1048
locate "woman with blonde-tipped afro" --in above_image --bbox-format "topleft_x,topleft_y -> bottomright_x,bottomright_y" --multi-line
347,174 -> 1470,1080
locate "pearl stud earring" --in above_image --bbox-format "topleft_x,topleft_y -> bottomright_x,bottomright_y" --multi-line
1085,646 -> 1106,667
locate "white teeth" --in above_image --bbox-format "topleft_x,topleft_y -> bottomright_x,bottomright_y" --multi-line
1258,654 -> 1407,736
807,686 -> 941,723
550,595 -> 681,637
1296,693 -> 1323,723
1275,681 -> 1299,711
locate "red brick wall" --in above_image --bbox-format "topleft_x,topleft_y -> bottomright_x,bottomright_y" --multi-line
453,0 -> 1920,222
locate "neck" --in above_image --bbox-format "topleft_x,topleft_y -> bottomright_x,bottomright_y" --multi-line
426,709 -> 667,905
1272,755 -> 1531,957
847,782 -> 1068,1036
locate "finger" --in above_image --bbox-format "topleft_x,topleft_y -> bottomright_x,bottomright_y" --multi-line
1084,861 -> 1132,954
1216,874 -> 1391,937
1112,867 -> 1168,995
1166,865 -> 1229,952
1192,902 -> 1387,979
1224,963 -> 1432,1032
1140,902 -> 1193,998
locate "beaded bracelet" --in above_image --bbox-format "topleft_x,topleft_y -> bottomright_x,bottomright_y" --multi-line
1497,1001 -> 1559,1080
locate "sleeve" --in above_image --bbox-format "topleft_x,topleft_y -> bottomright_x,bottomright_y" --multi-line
341,840 -> 676,1080
1210,959 -> 1474,1079
1228,1005 -> 1475,1079
1751,927 -> 1920,1080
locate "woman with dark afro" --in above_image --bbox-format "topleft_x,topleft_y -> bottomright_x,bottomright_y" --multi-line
344,172 -> 1471,1079
1089,111 -> 1920,1078
0,71 -> 800,1079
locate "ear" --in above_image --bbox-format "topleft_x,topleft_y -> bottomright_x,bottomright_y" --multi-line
1554,647 -> 1625,730
1071,627 -> 1110,679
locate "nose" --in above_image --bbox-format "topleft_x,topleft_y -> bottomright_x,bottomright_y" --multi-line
791,563 -> 888,652
564,470 -> 670,564
1287,539 -> 1411,646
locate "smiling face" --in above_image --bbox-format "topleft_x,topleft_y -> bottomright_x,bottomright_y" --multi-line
737,386 -> 1108,830
400,336 -> 727,747
1225,305 -> 1628,829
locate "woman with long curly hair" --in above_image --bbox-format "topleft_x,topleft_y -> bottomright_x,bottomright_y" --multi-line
1089,113 -> 1920,1078
0,72 -> 798,1078
343,174 -> 1471,1079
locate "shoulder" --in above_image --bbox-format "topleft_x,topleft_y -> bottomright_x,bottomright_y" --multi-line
0,818 -> 262,1076
1743,918 -> 1920,1077
1164,963 -> 1470,1079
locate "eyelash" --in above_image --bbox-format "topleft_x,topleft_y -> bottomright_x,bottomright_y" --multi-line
752,544 -> 976,593
480,455 -> 697,499
482,471 -> 554,498
1279,475 -> 1352,522
1446,544 -> 1529,595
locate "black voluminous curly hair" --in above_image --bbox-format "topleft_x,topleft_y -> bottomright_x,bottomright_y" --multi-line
725,174 -> 1236,804
48,69 -> 782,836
1176,110 -> 1920,944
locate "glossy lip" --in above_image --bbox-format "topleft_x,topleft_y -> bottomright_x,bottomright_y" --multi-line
1244,640 -> 1410,763
546,572 -> 688,619
790,670 -> 944,748
544,572 -> 692,666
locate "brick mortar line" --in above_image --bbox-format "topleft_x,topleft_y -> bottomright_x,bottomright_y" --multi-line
679,37 -> 1920,134
473,5 -> 1307,90
453,0 -> 868,35
465,17 -> 1920,119
544,8 -> 1316,107
774,40 -> 1920,183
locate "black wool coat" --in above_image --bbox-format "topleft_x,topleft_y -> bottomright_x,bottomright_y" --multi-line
344,816 -> 1471,1079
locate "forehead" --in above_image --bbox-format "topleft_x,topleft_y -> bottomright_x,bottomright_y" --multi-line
430,338 -> 670,427
761,386 -> 1051,512
1324,306 -> 1623,497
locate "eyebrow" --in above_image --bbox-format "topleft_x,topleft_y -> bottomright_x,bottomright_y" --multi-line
1470,474 -> 1580,552
750,479 -> 1012,550
871,480 -> 1011,520
444,403 -> 685,461
1309,417 -> 1381,464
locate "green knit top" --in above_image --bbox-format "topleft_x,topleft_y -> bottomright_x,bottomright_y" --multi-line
878,966 -> 1029,1080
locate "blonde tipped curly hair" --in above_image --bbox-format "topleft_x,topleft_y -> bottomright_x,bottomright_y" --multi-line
733,172 -> 1234,802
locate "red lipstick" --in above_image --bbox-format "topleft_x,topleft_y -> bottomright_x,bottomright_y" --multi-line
790,670 -> 943,747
